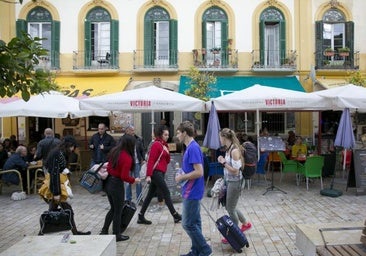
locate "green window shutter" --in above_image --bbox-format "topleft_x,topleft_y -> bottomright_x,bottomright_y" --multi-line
201,21 -> 207,50
51,21 -> 60,68
221,21 -> 228,66
144,20 -> 153,66
84,20 -> 91,67
315,21 -> 323,68
259,20 -> 265,64
111,19 -> 119,67
345,21 -> 354,68
169,19 -> 177,66
279,20 -> 286,64
16,19 -> 27,38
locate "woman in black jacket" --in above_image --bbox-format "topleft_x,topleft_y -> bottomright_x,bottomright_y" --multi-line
43,135 -> 90,235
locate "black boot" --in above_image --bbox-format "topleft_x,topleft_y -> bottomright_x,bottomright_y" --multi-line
99,228 -> 108,235
173,212 -> 182,223
116,234 -> 129,242
75,231 -> 91,235
137,213 -> 152,225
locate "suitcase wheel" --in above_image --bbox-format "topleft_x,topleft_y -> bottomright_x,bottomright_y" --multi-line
245,242 -> 250,248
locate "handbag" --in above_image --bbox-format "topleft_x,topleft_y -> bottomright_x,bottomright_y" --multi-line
39,204 -> 73,235
140,148 -> 164,179
79,162 -> 105,194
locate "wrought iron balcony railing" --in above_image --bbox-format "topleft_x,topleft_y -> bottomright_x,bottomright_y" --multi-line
315,50 -> 359,70
192,48 -> 238,71
133,49 -> 178,71
33,50 -> 60,70
72,51 -> 119,70
251,50 -> 297,71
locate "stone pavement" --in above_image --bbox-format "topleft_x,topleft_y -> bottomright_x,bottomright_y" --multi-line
0,172 -> 365,256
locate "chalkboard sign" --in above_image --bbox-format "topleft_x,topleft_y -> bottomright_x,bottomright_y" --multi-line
258,136 -> 286,152
165,153 -> 182,202
350,149 -> 366,194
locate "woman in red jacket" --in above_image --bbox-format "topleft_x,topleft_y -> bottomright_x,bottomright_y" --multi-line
137,125 -> 181,225
100,134 -> 141,241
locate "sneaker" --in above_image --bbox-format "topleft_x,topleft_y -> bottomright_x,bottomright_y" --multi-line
241,222 -> 252,232
221,237 -> 229,244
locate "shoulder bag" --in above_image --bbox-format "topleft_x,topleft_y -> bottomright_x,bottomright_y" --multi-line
140,145 -> 164,179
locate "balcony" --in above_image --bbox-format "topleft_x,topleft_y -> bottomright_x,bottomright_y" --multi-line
251,50 -> 297,72
33,50 -> 60,70
133,50 -> 178,72
72,51 -> 119,70
192,48 -> 238,72
315,51 -> 359,70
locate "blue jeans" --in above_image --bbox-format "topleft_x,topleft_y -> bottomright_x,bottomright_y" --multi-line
182,199 -> 212,256
125,163 -> 141,201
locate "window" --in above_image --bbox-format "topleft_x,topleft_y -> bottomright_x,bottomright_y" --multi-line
259,8 -> 285,67
85,7 -> 118,68
144,7 -> 177,67
202,7 -> 228,67
315,9 -> 354,69
16,7 -> 60,69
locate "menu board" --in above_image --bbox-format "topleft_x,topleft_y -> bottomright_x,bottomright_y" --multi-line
258,136 -> 286,152
350,149 -> 366,194
165,153 -> 182,202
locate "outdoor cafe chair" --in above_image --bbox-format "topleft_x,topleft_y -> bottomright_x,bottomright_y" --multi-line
0,169 -> 24,194
278,151 -> 301,185
297,155 -> 324,190
255,151 -> 269,183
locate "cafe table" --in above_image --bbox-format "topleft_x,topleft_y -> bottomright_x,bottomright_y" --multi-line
27,161 -> 43,194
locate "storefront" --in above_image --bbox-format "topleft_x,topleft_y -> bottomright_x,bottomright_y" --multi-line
1,75 -> 131,145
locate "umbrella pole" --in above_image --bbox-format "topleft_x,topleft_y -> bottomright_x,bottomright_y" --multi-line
342,149 -> 346,179
256,109 -> 260,161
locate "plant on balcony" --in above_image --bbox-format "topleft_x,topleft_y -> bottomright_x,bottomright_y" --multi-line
227,38 -> 233,45
323,47 -> 335,57
210,47 -> 221,54
338,47 -> 350,57
227,46 -> 232,55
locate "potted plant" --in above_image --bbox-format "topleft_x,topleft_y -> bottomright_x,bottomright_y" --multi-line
323,47 -> 335,57
338,47 -> 350,57
210,47 -> 221,54
201,48 -> 206,55
227,38 -> 233,45
192,49 -> 198,57
227,46 -> 232,55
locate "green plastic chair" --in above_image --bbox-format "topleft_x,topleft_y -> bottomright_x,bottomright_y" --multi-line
298,156 -> 324,190
277,152 -> 301,184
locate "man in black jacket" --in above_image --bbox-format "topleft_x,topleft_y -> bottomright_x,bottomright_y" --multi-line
35,128 -> 61,163
124,125 -> 145,202
88,123 -> 116,167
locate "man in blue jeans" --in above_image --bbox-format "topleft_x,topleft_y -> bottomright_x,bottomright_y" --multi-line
124,125 -> 145,202
175,121 -> 212,256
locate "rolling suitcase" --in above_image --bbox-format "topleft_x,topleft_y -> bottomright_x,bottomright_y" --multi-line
201,203 -> 249,253
120,182 -> 149,232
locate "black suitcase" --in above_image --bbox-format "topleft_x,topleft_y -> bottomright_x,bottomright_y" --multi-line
201,203 -> 249,253
120,183 -> 149,232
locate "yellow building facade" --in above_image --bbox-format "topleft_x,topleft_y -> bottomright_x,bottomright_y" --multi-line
0,0 -> 364,146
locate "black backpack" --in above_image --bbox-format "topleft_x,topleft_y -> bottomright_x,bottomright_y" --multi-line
242,141 -> 257,165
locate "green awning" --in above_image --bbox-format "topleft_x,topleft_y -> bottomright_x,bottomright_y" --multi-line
179,76 -> 305,98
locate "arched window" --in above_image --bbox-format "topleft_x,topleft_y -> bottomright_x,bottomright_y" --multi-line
16,7 -> 60,69
144,7 -> 177,67
84,7 -> 118,68
259,7 -> 286,67
202,7 -> 228,67
315,8 -> 354,69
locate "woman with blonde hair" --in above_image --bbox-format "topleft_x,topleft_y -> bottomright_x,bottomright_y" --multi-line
217,128 -> 252,244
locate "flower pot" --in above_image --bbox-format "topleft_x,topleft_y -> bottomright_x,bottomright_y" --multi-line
339,52 -> 349,57
324,51 -> 335,57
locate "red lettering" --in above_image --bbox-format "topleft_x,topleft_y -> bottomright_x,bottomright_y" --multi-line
265,99 -> 286,106
130,100 -> 151,107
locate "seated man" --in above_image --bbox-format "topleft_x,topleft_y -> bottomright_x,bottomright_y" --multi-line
291,137 -> 307,159
2,146 -> 29,191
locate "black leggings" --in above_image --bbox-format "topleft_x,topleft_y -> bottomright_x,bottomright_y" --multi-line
140,170 -> 177,216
